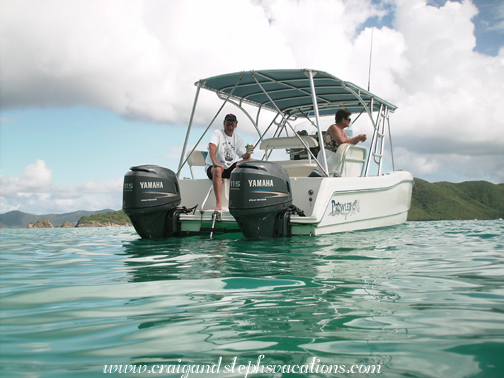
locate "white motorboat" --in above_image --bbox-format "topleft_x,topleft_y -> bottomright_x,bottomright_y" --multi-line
123,69 -> 414,239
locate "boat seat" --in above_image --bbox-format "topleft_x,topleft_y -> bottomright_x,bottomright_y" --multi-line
260,136 -> 319,177
314,144 -> 367,177
187,150 -> 208,178
338,144 -> 367,177
270,160 -> 318,177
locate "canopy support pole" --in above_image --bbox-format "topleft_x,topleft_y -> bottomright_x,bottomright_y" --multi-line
178,82 -> 202,177
177,75 -> 244,177
308,70 -> 329,175
387,114 -> 395,171
250,73 -> 325,174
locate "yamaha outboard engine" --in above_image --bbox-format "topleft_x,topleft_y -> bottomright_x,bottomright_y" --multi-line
123,165 -> 181,240
229,161 -> 293,239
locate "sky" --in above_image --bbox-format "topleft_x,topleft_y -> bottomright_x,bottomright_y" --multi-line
1,0 -> 503,215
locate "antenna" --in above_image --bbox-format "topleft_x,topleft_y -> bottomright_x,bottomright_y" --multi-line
367,27 -> 374,91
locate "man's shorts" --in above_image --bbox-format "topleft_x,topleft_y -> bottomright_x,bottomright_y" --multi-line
206,162 -> 238,180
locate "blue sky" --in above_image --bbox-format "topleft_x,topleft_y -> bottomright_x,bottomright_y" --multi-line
1,107 -> 185,185
1,0 -> 503,214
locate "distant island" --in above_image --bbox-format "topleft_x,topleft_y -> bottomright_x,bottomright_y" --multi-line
27,219 -> 54,228
0,209 -> 131,228
76,210 -> 132,227
0,179 -> 503,228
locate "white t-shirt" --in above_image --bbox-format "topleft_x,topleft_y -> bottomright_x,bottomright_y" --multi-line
205,129 -> 246,170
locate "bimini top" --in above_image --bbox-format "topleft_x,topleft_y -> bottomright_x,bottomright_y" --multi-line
196,69 -> 397,118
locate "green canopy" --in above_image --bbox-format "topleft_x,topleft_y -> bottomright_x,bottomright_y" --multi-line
197,69 -> 397,118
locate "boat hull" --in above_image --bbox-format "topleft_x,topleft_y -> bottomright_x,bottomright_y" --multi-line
290,171 -> 413,235
177,171 -> 413,237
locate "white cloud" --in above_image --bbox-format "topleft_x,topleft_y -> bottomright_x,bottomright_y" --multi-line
1,0 -> 504,214
0,160 -> 122,214
0,0 -> 296,124
0,160 -> 52,196
391,0 -> 504,148
2,0 -> 503,141
395,147 -> 442,175
394,147 -> 504,183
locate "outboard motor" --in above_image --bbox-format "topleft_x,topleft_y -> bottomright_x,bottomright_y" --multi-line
123,165 -> 181,239
229,161 -> 293,239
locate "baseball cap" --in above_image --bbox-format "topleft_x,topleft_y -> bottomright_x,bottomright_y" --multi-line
224,114 -> 237,122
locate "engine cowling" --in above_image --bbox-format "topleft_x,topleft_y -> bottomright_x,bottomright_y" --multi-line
123,165 -> 181,239
229,161 -> 293,239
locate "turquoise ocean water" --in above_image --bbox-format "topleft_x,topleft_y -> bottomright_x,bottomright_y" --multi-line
1,220 -> 503,378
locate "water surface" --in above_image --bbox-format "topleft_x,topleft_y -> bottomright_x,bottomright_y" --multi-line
1,221 -> 503,377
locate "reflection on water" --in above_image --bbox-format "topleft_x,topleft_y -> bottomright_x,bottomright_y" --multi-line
0,221 -> 503,377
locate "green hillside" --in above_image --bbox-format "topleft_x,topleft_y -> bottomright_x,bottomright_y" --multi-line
407,179 -> 504,221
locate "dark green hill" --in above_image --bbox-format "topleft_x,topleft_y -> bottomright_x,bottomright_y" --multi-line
0,209 -> 114,228
407,179 -> 504,221
0,210 -> 31,228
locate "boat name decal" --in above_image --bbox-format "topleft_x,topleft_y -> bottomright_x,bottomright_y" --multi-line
248,179 -> 274,187
140,181 -> 164,189
329,200 -> 360,218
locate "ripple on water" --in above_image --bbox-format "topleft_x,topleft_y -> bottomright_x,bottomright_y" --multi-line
0,221 -> 503,378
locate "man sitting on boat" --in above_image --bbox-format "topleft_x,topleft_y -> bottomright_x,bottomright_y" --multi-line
312,109 -> 367,176
205,114 -> 254,210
